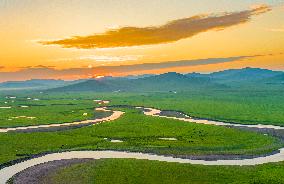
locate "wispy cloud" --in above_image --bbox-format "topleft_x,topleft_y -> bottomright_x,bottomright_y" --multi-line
0,55 -> 255,82
78,55 -> 142,62
18,65 -> 56,69
39,5 -> 271,49
267,27 -> 284,32
54,55 -> 143,62
95,56 -> 252,73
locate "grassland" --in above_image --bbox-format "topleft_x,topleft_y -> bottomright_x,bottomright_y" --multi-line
0,93 -> 97,127
1,89 -> 284,183
41,158 -> 284,184
1,88 -> 283,127
1,109 -> 281,165
98,90 -> 284,126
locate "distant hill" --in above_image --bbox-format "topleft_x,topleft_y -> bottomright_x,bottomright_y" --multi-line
124,74 -> 155,79
185,72 -> 208,78
49,72 -> 224,92
1,68 -> 282,92
208,67 -> 282,83
262,73 -> 284,84
136,72 -> 213,88
49,78 -> 126,92
0,79 -> 67,90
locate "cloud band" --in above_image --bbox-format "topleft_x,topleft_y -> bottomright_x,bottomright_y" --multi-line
40,5 -> 271,49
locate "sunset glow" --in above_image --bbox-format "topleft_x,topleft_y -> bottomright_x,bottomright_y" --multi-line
0,0 -> 283,81
95,75 -> 105,79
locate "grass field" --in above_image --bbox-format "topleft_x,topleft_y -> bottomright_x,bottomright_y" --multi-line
1,109 -> 281,165
98,90 -> 284,126
0,93 -> 98,128
1,89 -> 284,183
1,89 -> 284,127
41,158 -> 284,184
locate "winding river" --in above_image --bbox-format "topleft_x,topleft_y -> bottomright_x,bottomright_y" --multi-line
1,149 -> 284,184
1,104 -> 284,183
142,107 -> 284,130
0,107 -> 124,133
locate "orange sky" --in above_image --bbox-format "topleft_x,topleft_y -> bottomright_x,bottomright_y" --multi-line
0,0 -> 283,81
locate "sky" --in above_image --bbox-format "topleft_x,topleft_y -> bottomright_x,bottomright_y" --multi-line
0,0 -> 283,81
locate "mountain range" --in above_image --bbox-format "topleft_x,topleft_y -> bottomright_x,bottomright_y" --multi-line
0,68 -> 283,92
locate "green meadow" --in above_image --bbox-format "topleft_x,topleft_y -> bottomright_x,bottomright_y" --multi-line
43,159 -> 284,184
103,90 -> 284,126
0,95 -> 96,128
1,89 -> 284,183
1,109 -> 281,164
1,88 -> 284,127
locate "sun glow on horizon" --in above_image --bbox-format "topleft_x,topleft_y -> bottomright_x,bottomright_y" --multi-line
95,75 -> 105,79
0,0 -> 283,81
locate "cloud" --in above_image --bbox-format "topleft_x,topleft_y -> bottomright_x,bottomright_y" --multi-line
77,55 -> 143,62
18,65 -> 56,69
0,55 -> 254,82
78,55 -> 142,62
95,56 -> 253,74
40,5 -> 271,49
54,55 -> 143,62
268,28 -> 284,32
